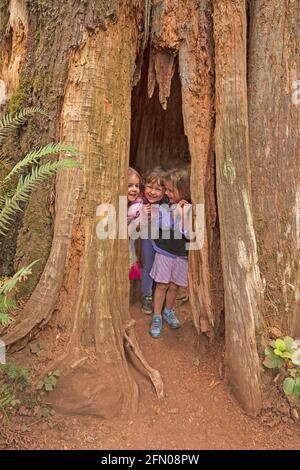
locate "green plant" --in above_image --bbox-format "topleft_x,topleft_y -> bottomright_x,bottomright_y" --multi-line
0,360 -> 31,410
263,336 -> 300,398
0,156 -> 79,236
0,260 -> 39,326
0,107 -> 80,235
0,107 -> 46,147
36,370 -> 60,392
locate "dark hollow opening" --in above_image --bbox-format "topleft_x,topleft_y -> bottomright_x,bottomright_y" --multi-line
130,49 -> 190,172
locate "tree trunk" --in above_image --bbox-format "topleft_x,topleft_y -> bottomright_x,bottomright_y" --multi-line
1,0 -> 145,417
213,0 -> 263,415
248,0 -> 300,337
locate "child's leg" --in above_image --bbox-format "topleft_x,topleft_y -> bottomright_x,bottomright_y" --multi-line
165,282 -> 180,311
141,239 -> 155,297
150,282 -> 169,338
153,282 -> 169,315
163,282 -> 181,329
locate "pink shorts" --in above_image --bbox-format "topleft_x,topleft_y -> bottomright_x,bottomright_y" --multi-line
150,253 -> 188,287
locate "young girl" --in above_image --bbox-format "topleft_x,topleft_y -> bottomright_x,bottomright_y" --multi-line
149,165 -> 192,338
140,167 -> 166,314
127,167 -> 143,280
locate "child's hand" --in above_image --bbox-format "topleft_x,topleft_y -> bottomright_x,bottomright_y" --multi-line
173,200 -> 191,234
178,199 -> 190,208
143,203 -> 152,219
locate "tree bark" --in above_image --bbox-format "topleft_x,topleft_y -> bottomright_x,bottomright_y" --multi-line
0,0 -> 298,417
248,0 -> 300,337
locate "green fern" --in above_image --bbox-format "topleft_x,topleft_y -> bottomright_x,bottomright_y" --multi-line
0,382 -> 12,409
4,142 -> 79,182
0,107 -> 46,145
0,312 -> 14,327
0,260 -> 39,296
0,159 -> 80,235
0,361 -> 31,410
0,261 -> 39,327
0,107 -> 81,327
0,295 -> 17,312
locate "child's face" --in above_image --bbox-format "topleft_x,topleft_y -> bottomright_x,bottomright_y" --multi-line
128,174 -> 140,202
144,180 -> 165,204
164,180 -> 181,203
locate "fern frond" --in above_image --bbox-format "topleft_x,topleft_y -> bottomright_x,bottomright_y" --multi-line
0,107 -> 46,145
4,142 -> 79,181
0,312 -> 14,327
0,294 -> 17,313
0,260 -> 39,296
0,158 -> 80,235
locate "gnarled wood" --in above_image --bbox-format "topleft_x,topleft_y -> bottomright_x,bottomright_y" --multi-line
0,0 -> 28,107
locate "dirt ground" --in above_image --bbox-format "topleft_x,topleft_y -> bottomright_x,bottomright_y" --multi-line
1,300 -> 300,450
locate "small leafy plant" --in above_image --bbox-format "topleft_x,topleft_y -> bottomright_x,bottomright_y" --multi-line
36,370 -> 60,392
0,360 -> 31,410
263,336 -> 300,398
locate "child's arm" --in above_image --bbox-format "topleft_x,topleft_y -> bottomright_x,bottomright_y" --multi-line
128,201 -> 143,237
173,201 -> 193,239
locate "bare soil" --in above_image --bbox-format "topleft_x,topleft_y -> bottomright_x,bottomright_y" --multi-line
1,300 -> 300,450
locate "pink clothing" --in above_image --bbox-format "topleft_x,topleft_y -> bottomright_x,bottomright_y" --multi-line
129,261 -> 142,280
128,198 -> 143,280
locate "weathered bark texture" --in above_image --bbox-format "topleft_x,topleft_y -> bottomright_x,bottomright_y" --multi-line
0,0 -> 299,417
248,0 -> 300,336
178,0 -> 223,337
0,0 -> 27,107
214,0 -> 263,415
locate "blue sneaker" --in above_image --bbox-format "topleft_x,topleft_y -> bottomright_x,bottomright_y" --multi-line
149,315 -> 162,338
163,309 -> 181,329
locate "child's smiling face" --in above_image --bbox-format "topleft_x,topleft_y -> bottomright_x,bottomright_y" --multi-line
144,180 -> 165,204
164,180 -> 180,203
128,174 -> 140,202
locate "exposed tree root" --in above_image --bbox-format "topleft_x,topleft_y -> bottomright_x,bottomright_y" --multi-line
124,320 -> 164,401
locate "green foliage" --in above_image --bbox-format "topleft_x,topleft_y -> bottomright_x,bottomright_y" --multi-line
263,346 -> 284,369
263,336 -> 300,399
36,370 -> 60,392
0,107 -> 46,146
0,260 -> 39,326
0,107 -> 80,326
0,360 -> 31,410
283,377 -> 300,397
4,142 -> 79,181
0,158 -> 80,236
263,337 -> 295,368
0,108 -> 80,236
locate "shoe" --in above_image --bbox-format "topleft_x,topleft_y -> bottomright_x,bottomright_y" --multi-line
163,308 -> 181,329
149,315 -> 162,338
142,296 -> 153,315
